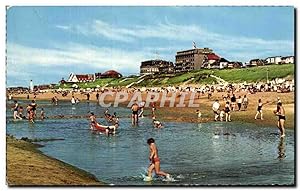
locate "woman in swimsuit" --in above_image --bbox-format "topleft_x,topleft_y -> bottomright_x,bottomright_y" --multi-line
12,100 -> 22,120
147,138 -> 170,180
224,101 -> 231,122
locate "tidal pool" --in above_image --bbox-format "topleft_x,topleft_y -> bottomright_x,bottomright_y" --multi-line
6,100 -> 295,186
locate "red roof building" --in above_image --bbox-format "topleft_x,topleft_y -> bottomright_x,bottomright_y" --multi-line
98,70 -> 122,78
206,53 -> 220,61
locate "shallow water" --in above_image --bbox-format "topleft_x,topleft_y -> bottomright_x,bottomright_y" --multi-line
6,100 -> 295,185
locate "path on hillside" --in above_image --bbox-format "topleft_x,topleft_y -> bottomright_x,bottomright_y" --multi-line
209,74 -> 228,85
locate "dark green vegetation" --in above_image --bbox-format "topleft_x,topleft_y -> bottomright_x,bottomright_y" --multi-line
57,64 -> 294,89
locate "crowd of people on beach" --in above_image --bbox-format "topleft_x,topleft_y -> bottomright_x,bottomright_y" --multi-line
209,93 -> 286,137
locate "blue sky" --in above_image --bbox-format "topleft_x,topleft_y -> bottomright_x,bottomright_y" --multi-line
6,6 -> 294,87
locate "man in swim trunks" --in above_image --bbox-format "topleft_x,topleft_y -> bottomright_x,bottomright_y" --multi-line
131,102 -> 139,125
274,102 -> 286,138
147,138 -> 170,180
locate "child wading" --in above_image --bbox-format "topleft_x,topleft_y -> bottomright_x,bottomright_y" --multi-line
145,138 -> 171,181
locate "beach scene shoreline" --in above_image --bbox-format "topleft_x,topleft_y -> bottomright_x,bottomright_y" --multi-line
6,6 -> 295,186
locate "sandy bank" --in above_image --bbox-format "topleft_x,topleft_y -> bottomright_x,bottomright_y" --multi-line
6,135 -> 103,186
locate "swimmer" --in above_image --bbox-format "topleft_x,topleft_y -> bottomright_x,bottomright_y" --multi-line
89,112 -> 99,130
146,138 -> 171,181
152,116 -> 164,128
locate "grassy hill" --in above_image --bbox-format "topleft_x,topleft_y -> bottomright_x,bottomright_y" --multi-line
58,64 -> 294,89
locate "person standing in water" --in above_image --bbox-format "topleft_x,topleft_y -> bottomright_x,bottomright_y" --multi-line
12,100 -> 22,120
131,102 -> 139,125
146,138 -> 170,181
40,108 -> 45,120
71,96 -> 76,105
274,102 -> 286,138
89,112 -> 99,130
29,100 -> 37,118
254,99 -> 268,120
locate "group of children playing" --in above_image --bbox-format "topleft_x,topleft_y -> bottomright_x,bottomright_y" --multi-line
12,100 -> 45,123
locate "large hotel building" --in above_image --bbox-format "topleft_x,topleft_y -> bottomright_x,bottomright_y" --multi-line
140,59 -> 174,75
175,48 -> 213,72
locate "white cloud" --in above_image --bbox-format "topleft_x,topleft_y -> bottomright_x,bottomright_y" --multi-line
6,42 -> 154,86
56,19 -> 293,62
7,42 -> 151,70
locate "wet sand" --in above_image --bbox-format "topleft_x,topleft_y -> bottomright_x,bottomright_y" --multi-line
6,135 -> 103,186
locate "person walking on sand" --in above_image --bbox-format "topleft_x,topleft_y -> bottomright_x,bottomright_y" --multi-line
274,102 -> 286,138
242,95 -> 248,111
131,102 -> 139,125
96,92 -> 99,102
212,100 -> 220,121
230,94 -> 236,111
254,99 -> 269,120
146,138 -> 171,181
237,96 -> 242,111
196,109 -> 202,119
86,93 -> 90,101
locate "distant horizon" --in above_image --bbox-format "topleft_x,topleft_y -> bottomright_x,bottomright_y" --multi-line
6,6 -> 294,87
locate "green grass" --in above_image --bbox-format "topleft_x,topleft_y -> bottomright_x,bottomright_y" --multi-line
214,64 -> 294,83
57,64 -> 294,89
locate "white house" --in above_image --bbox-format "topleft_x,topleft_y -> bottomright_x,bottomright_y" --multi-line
265,56 -> 282,64
67,73 -> 95,83
219,58 -> 229,69
281,56 -> 294,64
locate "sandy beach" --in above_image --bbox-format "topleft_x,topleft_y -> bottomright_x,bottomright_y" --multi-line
6,135 -> 103,186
